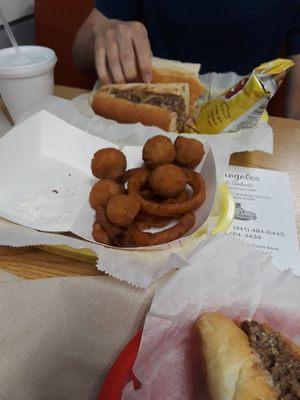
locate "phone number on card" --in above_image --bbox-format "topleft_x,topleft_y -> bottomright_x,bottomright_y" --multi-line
232,226 -> 285,239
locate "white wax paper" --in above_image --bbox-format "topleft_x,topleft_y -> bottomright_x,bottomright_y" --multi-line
0,217 -> 211,288
200,71 -> 244,99
17,91 -> 273,182
122,234 -> 300,399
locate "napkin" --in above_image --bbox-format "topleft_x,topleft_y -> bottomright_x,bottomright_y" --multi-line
0,273 -> 155,400
122,233 -> 300,399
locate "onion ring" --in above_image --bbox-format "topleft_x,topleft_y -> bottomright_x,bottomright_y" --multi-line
119,168 -> 150,184
95,207 -> 126,246
134,212 -> 173,230
164,189 -> 190,204
125,212 -> 195,246
92,221 -> 110,245
128,169 -> 205,217
139,190 -> 153,200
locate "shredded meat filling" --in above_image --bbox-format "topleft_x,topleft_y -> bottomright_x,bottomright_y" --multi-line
241,320 -> 300,399
109,88 -> 186,131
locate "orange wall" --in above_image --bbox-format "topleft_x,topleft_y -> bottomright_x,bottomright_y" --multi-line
35,0 -> 96,89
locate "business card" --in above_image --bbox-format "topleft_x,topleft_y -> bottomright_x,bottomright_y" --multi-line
225,166 -> 300,273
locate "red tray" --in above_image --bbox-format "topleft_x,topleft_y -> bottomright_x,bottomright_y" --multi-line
98,330 -> 142,400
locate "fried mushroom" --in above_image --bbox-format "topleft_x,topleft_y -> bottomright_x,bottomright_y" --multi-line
91,148 -> 127,179
174,136 -> 205,168
142,135 -> 175,169
149,164 -> 187,198
89,179 -> 123,209
106,194 -> 141,228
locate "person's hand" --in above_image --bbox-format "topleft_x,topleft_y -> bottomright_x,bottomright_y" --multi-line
95,20 -> 152,84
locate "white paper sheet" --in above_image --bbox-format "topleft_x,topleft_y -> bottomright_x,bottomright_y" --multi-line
122,234 -> 300,399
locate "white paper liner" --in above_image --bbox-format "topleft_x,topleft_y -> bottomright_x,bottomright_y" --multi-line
17,91 -> 273,182
200,71 -> 245,100
0,215 -> 211,289
122,234 -> 300,399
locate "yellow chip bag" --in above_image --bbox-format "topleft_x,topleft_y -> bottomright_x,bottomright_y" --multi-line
187,58 -> 294,134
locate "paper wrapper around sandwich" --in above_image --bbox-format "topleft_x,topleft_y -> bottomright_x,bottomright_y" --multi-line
122,234 -> 300,399
0,110 -> 217,288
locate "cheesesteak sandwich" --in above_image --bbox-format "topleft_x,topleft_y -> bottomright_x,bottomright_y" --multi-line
196,312 -> 300,400
91,82 -> 190,132
151,57 -> 204,106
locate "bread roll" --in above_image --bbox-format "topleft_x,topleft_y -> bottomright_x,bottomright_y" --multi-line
196,313 -> 277,400
151,57 -> 204,106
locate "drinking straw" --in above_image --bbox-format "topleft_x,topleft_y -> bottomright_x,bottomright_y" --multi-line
0,5 -> 22,55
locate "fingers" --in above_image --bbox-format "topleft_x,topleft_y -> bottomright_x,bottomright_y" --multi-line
95,30 -> 125,84
95,21 -> 152,84
132,23 -> 152,83
95,43 -> 111,85
116,25 -> 139,81
105,29 -> 125,83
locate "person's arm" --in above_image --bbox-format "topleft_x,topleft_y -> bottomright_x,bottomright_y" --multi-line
72,8 -> 152,84
285,54 -> 300,119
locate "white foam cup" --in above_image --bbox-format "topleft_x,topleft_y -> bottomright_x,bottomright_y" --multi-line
0,46 -> 57,122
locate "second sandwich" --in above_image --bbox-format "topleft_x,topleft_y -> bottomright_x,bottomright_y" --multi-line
91,82 -> 190,133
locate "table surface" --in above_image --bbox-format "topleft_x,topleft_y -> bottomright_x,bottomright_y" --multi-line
0,85 -> 299,279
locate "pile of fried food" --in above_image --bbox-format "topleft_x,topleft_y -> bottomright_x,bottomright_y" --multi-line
89,135 -> 206,247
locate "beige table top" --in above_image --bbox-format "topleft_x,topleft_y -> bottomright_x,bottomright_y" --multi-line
0,85 -> 299,279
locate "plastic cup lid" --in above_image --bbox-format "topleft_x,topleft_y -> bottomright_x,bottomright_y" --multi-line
0,46 -> 57,78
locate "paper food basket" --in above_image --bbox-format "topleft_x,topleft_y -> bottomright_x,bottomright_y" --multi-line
39,183 -> 235,263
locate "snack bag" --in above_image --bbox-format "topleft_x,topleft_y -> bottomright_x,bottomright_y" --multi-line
187,58 -> 294,134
